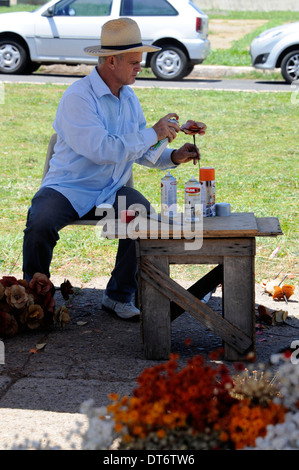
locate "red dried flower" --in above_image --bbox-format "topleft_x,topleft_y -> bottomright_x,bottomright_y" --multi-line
29,272 -> 53,296
234,362 -> 246,372
60,279 -> 74,300
0,282 -> 4,300
0,276 -> 19,287
209,348 -> 224,361
0,310 -> 18,337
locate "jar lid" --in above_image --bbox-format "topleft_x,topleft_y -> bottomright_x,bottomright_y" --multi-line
200,167 -> 215,181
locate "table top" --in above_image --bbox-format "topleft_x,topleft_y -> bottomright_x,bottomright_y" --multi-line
102,212 -> 282,240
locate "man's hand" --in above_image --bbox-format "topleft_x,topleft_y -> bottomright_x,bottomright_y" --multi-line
152,113 -> 180,143
171,143 -> 201,165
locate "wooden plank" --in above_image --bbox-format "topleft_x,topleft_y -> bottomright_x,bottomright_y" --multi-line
71,220 -> 99,226
72,214 -> 282,240
256,217 -> 283,236
170,264 -> 223,320
141,212 -> 258,239
202,213 -> 258,237
140,258 -> 252,355
138,238 -> 255,258
103,213 -> 259,240
169,255 -> 223,265
223,248 -> 256,360
138,256 -> 171,360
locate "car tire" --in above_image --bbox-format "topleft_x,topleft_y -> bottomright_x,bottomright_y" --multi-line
185,64 -> 194,76
150,45 -> 189,81
281,50 -> 299,83
0,38 -> 30,74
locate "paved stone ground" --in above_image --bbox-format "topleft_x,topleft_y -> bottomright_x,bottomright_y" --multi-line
0,272 -> 297,449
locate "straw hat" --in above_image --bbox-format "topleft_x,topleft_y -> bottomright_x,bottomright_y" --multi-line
84,17 -> 161,56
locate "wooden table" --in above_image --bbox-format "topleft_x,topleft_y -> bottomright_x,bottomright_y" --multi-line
133,212 -> 282,361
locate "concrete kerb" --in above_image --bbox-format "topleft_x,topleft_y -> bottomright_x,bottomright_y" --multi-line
190,64 -> 280,79
191,64 -> 254,78
38,62 -> 282,81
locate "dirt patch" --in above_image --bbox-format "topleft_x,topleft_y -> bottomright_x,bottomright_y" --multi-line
39,63 -> 94,75
208,19 -> 268,49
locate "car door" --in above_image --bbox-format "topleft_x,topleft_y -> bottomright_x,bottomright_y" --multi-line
34,0 -> 121,61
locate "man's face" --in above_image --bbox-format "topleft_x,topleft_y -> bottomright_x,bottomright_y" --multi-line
113,52 -> 142,86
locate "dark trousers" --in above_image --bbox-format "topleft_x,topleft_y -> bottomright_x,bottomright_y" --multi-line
22,186 -> 152,303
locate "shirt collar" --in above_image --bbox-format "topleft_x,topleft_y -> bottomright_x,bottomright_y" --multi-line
89,66 -> 132,101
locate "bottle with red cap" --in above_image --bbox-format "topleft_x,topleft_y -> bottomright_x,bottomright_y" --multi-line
200,167 -> 215,217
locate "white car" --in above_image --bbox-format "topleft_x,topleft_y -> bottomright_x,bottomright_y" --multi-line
0,0 -> 210,80
250,21 -> 299,83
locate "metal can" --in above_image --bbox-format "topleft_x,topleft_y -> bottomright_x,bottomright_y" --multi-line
184,176 -> 202,222
161,171 -> 177,217
200,167 -> 215,217
144,118 -> 180,164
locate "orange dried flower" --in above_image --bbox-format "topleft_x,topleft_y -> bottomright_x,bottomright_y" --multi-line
217,399 -> 286,449
156,429 -> 166,439
114,422 -> 123,433
106,351 -> 287,449
272,284 -> 295,300
108,352 -> 237,441
108,393 -> 120,401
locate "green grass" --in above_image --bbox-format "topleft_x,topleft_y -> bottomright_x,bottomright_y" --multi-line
0,83 -> 298,284
0,4 -> 37,13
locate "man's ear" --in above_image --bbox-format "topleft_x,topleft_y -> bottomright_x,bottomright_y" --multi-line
108,55 -> 116,69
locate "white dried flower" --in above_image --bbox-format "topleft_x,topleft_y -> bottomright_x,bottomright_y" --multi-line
252,412 -> 299,450
80,399 -> 114,450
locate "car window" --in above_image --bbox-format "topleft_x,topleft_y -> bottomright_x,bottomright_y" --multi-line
54,0 -> 113,16
120,0 -> 177,16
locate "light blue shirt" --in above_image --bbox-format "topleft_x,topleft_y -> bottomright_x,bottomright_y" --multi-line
42,67 -> 176,217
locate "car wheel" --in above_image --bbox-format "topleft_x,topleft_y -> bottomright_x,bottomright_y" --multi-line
0,39 -> 29,74
281,50 -> 299,83
185,64 -> 194,76
150,45 -> 189,81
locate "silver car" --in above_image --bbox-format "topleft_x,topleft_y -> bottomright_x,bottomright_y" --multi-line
0,0 -> 210,80
250,21 -> 299,83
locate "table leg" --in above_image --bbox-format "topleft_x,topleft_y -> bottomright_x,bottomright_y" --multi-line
223,249 -> 256,360
139,255 -> 171,360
